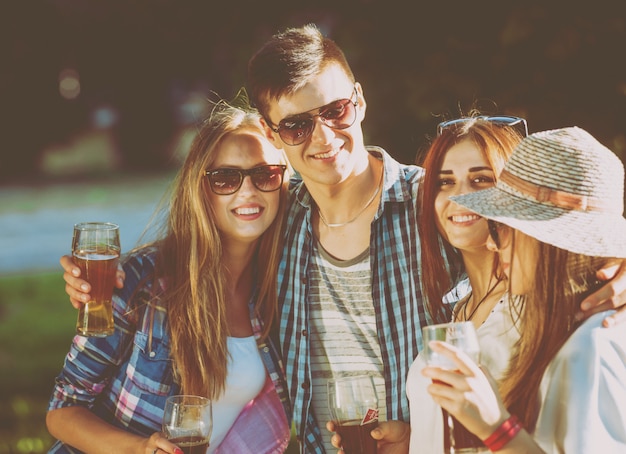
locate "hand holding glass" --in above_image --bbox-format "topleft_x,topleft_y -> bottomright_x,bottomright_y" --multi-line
422,322 -> 486,453
327,375 -> 379,454
162,395 -> 212,454
72,222 -> 120,337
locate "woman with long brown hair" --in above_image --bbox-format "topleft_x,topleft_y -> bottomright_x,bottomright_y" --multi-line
407,115 -> 526,453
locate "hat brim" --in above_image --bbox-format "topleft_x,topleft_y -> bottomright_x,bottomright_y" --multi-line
451,187 -> 626,258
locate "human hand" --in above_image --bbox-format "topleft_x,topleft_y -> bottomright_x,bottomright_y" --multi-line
579,259 -> 626,327
326,420 -> 344,453
60,254 -> 125,309
370,420 -> 411,454
327,419 -> 410,454
421,341 -> 509,441
146,432 -> 183,454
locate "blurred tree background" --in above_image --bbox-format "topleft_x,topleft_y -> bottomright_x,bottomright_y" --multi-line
1,1 -> 625,452
1,0 -> 625,182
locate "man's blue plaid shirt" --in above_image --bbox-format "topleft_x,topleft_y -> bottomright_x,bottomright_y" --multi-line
278,147 -> 430,453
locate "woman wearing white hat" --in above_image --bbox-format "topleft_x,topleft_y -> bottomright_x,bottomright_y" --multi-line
422,126 -> 626,453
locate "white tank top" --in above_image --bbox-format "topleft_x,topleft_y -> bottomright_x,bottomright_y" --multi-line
208,335 -> 265,452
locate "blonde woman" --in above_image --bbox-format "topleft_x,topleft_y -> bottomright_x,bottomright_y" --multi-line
48,93 -> 292,454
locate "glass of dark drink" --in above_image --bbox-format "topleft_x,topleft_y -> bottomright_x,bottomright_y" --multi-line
327,375 -> 379,454
163,395 -> 212,454
72,222 -> 120,337
422,322 -> 488,453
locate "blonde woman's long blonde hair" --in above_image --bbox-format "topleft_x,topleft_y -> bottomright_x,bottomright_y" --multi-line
147,92 -> 288,399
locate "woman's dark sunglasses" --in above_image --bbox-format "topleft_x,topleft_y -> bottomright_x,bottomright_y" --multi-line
266,87 -> 358,146
437,116 -> 528,138
205,164 -> 287,195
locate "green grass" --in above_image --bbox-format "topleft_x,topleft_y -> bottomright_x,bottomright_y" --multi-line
0,271 -> 75,453
0,272 -> 300,453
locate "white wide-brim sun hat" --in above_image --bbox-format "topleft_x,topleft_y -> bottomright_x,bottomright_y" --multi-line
451,126 -> 626,258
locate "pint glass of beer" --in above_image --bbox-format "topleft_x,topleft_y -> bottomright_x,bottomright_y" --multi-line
72,222 -> 120,337
328,375 -> 379,454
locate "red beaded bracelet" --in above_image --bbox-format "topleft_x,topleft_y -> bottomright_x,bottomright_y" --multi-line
482,414 -> 523,451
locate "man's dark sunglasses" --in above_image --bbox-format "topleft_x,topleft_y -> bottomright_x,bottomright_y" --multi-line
437,116 -> 528,138
205,164 -> 287,195
266,87 -> 358,146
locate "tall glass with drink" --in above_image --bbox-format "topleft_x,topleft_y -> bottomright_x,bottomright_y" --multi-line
422,322 -> 487,453
328,375 -> 379,454
72,222 -> 120,337
163,395 -> 212,454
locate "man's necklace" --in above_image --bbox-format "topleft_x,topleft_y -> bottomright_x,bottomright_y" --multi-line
317,165 -> 384,228
462,277 -> 503,322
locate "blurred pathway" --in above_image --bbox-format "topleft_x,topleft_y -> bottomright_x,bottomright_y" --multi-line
0,173 -> 174,275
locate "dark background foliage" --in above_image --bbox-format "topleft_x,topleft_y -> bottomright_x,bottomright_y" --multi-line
1,0 -> 625,182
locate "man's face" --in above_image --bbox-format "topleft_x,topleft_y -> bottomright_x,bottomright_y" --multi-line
262,64 -> 368,188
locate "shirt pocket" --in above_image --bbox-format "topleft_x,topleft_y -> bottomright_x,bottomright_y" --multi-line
126,331 -> 174,396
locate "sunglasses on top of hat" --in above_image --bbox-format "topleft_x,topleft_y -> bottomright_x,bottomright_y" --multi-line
437,116 -> 528,138
266,87 -> 359,146
205,164 -> 287,195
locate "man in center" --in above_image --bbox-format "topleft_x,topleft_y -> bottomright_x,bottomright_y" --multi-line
248,24 -> 425,452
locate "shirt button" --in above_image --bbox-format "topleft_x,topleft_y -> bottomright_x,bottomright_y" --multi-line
263,346 -> 269,353
149,351 -> 156,358
301,380 -> 310,390
301,329 -> 307,337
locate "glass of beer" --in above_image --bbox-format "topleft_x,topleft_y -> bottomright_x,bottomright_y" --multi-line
72,222 -> 120,337
328,375 -> 379,454
163,395 -> 212,454
422,322 -> 487,453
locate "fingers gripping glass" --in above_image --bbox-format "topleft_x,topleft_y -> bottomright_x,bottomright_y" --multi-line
267,87 -> 359,146
205,165 -> 287,195
437,116 -> 528,138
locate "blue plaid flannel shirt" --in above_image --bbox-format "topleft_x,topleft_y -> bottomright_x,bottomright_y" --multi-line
48,248 -> 291,453
278,147 -> 429,453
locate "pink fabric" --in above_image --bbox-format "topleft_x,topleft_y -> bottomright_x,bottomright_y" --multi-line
214,376 -> 291,454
